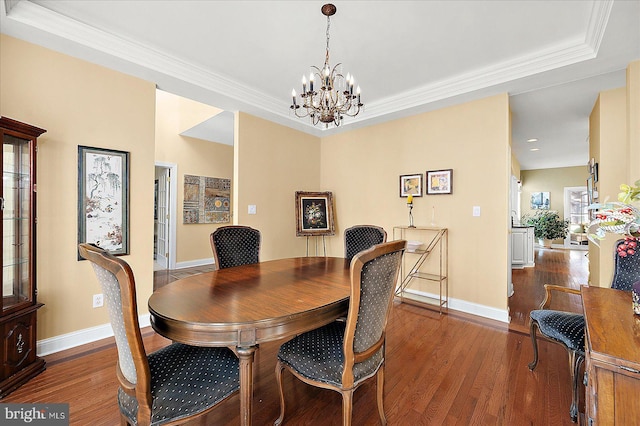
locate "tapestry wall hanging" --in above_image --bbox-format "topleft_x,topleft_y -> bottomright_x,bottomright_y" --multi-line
183,174 -> 231,224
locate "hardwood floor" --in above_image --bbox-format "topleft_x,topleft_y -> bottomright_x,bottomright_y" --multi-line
509,247 -> 588,335
5,248 -> 586,425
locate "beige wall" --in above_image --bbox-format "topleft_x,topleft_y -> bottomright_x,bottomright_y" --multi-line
628,61 -> 640,180
320,94 -> 511,311
235,113 -> 321,261
0,35 -> 156,339
520,166 -> 589,242
155,90 -> 234,263
588,61 -> 640,287
10,28 -> 618,346
589,88 -> 628,286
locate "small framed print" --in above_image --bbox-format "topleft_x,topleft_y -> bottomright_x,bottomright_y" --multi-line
295,191 -> 336,237
400,174 -> 423,197
426,169 -> 453,195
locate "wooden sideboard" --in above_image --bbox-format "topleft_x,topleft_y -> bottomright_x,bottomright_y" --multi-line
582,286 -> 640,425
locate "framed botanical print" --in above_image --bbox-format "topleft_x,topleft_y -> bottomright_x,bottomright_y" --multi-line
295,191 -> 335,236
78,145 -> 130,257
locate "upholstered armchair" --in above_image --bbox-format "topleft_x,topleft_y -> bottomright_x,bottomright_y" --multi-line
528,238 -> 640,422
79,243 -> 240,425
274,240 -> 406,425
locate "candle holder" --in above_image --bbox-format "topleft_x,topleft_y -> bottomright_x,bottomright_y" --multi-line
408,203 -> 415,228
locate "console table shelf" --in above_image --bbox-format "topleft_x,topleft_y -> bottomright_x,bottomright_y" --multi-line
393,226 -> 448,313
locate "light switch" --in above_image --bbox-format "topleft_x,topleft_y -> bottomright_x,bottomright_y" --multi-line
248,204 -> 257,215
473,206 -> 481,217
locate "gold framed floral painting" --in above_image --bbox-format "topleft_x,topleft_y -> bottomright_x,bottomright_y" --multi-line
295,191 -> 335,236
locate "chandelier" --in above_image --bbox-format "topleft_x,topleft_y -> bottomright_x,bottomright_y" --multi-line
290,3 -> 363,128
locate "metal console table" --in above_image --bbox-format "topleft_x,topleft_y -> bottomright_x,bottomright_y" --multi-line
393,226 -> 448,313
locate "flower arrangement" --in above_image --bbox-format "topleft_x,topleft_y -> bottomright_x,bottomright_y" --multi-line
588,180 -> 640,247
589,180 -> 640,315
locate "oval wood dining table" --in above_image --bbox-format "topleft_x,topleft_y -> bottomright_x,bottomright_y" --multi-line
148,256 -> 352,426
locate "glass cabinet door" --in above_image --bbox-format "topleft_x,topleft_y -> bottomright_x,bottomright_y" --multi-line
1,127 -> 37,314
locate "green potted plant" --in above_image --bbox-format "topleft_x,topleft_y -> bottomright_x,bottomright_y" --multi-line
522,210 -> 569,247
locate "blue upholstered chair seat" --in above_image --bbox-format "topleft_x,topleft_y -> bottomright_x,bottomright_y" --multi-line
529,310 -> 585,354
118,343 -> 239,426
277,321 -> 383,388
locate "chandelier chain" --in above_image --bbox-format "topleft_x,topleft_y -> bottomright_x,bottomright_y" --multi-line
325,16 -> 330,66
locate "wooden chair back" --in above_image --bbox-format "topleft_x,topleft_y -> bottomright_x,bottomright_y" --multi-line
344,225 -> 387,261
78,243 -> 153,420
342,240 -> 405,387
210,225 -> 261,270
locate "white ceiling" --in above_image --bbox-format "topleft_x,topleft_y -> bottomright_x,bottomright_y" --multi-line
1,0 -> 639,170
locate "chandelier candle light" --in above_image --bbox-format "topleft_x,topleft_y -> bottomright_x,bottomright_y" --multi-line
290,3 -> 363,128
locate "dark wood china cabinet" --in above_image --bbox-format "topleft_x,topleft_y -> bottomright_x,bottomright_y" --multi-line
0,117 -> 46,397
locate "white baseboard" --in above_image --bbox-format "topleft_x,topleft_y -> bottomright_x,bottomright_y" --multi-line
38,287 -> 509,356
37,314 -> 150,357
399,288 -> 510,323
175,258 -> 214,269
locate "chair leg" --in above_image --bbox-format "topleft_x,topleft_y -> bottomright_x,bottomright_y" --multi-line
274,361 -> 286,426
341,389 -> 354,426
376,366 -> 387,425
568,351 -> 584,423
528,320 -> 540,371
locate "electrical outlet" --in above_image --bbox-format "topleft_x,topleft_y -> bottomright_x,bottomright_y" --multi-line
93,293 -> 104,308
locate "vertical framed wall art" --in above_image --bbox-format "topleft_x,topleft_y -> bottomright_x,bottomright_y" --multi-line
78,145 -> 130,257
295,191 -> 335,236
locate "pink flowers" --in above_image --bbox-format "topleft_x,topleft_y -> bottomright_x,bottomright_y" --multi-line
616,236 -> 639,257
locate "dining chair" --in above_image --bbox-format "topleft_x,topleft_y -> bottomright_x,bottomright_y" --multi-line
528,238 -> 640,422
210,225 -> 261,270
344,225 -> 387,261
78,243 -> 240,426
274,240 -> 406,426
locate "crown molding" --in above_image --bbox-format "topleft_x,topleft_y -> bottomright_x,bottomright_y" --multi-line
4,0 -> 612,133
364,1 -> 613,121
4,1 -> 286,114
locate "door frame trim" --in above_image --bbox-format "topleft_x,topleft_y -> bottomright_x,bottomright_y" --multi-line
155,161 -> 178,269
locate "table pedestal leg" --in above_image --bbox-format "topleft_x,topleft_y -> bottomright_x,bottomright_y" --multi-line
237,346 -> 257,426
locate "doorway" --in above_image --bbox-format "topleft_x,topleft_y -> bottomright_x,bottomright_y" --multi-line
564,186 -> 589,250
154,162 -> 178,270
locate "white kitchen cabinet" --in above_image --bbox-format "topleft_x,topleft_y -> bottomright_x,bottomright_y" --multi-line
511,226 -> 534,269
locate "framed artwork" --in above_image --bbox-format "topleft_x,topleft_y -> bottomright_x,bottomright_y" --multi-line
295,191 -> 335,236
426,169 -> 453,195
183,174 -> 231,224
399,174 -> 423,197
78,146 -> 130,257
530,192 -> 550,210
